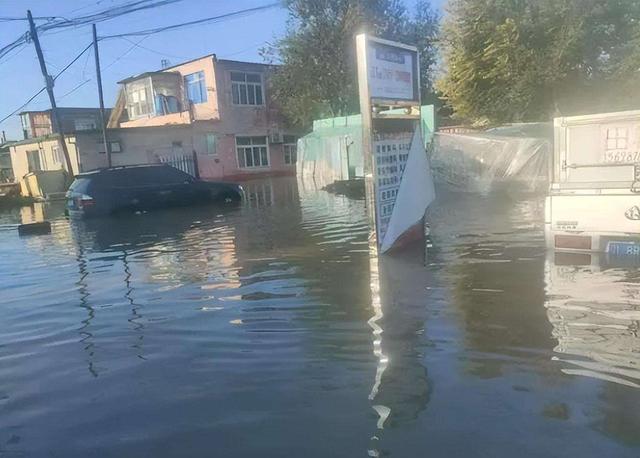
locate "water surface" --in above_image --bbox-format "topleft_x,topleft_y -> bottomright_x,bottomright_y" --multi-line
1,178 -> 638,457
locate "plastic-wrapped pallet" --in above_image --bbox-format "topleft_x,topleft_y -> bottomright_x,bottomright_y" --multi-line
431,122 -> 552,193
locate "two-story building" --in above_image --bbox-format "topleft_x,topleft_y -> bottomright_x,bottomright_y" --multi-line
108,54 -> 300,180
19,107 -> 109,140
9,107 -> 114,196
9,55 -> 300,196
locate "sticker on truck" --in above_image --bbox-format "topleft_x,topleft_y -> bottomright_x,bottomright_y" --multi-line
603,151 -> 640,163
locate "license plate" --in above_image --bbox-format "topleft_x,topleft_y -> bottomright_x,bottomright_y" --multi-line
607,241 -> 640,257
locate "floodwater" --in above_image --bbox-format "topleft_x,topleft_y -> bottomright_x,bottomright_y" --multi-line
1,177 -> 639,457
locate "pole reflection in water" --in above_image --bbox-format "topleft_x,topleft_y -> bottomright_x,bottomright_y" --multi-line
545,251 -> 640,388
72,228 -> 99,378
367,242 -> 389,433
367,241 -> 433,457
123,250 -> 146,360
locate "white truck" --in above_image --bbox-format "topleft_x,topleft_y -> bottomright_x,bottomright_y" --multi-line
546,110 -> 640,257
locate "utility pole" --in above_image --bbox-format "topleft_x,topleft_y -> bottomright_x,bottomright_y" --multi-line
27,10 -> 75,180
92,24 -> 111,167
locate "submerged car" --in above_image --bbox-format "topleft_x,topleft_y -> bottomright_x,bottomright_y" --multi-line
66,164 -> 243,217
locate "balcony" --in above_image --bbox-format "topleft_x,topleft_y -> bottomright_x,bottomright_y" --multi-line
119,71 -> 191,127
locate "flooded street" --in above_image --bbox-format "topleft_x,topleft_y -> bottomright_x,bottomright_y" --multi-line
1,177 -> 639,457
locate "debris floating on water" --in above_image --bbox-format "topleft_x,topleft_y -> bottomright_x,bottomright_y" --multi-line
17,221 -> 51,236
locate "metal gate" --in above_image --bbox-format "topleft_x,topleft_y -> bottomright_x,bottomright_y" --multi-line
157,154 -> 196,177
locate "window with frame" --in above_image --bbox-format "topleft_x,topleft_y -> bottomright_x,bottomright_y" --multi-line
26,150 -> 42,172
206,133 -> 217,155
606,127 -> 628,150
20,114 -> 32,139
52,145 -> 63,165
231,72 -> 263,106
184,71 -> 207,104
97,141 -> 122,154
128,87 -> 151,117
74,118 -> 97,131
283,135 -> 297,165
236,136 -> 269,168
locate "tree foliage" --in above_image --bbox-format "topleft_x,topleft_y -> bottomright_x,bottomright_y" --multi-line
264,0 -> 439,128
437,0 -> 640,125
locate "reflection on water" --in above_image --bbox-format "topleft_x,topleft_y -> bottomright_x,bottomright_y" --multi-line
545,252 -> 640,388
545,251 -> 640,446
367,249 -> 432,457
0,179 -> 639,457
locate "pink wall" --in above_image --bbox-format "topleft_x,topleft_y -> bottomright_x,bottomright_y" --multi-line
196,132 -> 296,181
115,56 -> 300,181
193,59 -> 297,181
120,111 -> 191,128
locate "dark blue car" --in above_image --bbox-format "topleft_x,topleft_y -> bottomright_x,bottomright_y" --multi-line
66,164 -> 243,218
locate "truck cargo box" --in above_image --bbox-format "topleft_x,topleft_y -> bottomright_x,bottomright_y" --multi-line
546,110 -> 640,254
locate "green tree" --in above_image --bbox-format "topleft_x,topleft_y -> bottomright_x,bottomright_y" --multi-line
437,0 -> 640,125
264,0 -> 439,128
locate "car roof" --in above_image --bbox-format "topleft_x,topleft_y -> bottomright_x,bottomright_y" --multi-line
74,163 -> 171,179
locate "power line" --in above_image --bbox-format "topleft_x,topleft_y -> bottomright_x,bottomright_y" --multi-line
0,16 -> 60,22
58,79 -> 93,100
100,3 -> 280,39
61,5 -> 280,93
0,0 -> 183,61
104,35 -> 150,70
53,43 -> 94,80
1,2 -> 283,125
118,36 -> 188,60
0,88 -> 46,125
220,40 -> 269,59
59,35 -> 150,101
0,42 -> 95,125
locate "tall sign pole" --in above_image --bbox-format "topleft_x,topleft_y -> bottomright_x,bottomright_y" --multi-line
356,34 -> 378,247
355,33 -> 435,255
27,10 -> 75,180
92,24 -> 111,167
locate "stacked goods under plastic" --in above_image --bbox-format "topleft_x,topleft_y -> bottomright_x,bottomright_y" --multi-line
431,122 -> 552,193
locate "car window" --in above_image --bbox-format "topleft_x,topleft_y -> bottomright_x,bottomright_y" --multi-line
105,166 -> 192,187
155,166 -> 194,184
68,177 -> 92,194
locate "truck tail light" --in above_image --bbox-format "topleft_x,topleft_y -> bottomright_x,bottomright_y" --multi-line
554,234 -> 592,250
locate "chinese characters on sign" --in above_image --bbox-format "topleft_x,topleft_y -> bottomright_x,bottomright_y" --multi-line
367,42 -> 416,101
357,33 -> 433,253
373,132 -> 413,241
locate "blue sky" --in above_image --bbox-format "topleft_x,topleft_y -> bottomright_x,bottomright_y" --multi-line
0,0 -> 443,139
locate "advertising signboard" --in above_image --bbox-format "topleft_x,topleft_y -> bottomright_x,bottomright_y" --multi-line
356,34 -> 434,254
366,41 -> 418,102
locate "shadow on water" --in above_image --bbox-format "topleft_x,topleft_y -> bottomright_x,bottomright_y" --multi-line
0,178 -> 639,457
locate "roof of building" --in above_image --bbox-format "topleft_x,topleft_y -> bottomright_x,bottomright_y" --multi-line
9,133 -> 64,147
0,141 -> 17,151
18,107 -> 109,115
215,58 -> 274,67
117,53 -> 274,84
162,53 -> 215,71
117,70 -> 181,84
10,122 -> 211,148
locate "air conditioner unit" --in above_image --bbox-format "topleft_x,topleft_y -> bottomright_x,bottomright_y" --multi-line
269,132 -> 284,144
